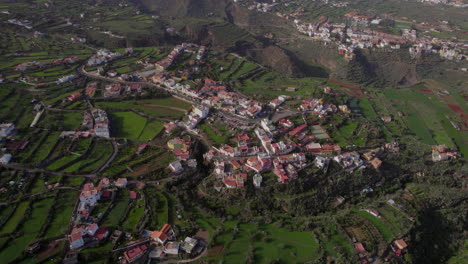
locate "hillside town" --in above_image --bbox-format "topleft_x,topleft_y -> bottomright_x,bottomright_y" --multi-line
0,0 -> 466,263
236,0 -> 467,62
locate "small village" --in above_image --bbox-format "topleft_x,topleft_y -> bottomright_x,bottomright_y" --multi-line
0,37 -> 462,263
236,0 -> 467,62
66,178 -> 205,264
0,0 -> 466,263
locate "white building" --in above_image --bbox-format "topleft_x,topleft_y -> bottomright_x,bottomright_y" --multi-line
115,178 -> 128,188
193,106 -> 209,118
0,123 -> 15,138
79,188 -> 101,206
164,242 -> 180,255
181,237 -> 198,253
253,174 -> 263,188
69,233 -> 85,249
0,154 -> 12,164
260,119 -> 276,135
87,223 -> 99,236
314,156 -> 329,169
168,160 -> 183,173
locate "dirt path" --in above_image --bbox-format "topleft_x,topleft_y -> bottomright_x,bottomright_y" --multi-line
93,139 -> 118,174
140,104 -> 188,113
158,247 -> 207,264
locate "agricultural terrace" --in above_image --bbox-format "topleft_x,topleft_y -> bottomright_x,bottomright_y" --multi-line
96,97 -> 190,120
201,218 -> 320,264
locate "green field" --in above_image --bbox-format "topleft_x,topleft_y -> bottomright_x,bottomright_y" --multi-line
0,198 -> 54,263
46,138 -> 92,171
96,100 -> 186,119
30,176 -> 46,193
102,190 -> 129,227
208,222 -> 320,263
30,132 -> 61,163
200,122 -> 231,145
122,198 -> 145,231
110,111 -> 147,141
62,140 -> 113,173
0,201 -> 30,234
355,210 -> 394,242
137,97 -> 192,110
145,190 -> 169,230
381,86 -> 467,156
138,120 -> 164,141
44,191 -> 78,238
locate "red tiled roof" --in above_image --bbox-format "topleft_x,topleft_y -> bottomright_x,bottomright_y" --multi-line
70,232 -> 82,242
93,227 -> 108,240
354,242 -> 366,252
124,244 -> 148,262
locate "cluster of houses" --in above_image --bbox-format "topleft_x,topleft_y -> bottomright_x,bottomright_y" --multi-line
202,109 -> 394,187
15,61 -> 42,72
69,178 -> 129,250
57,74 -> 78,84
53,57 -> 79,65
245,1 -> 278,12
103,83 -> 143,98
0,123 -> 16,138
64,82 -> 97,102
0,123 -> 17,164
121,224 -> 201,263
60,109 -> 110,138
236,0 -> 467,62
151,75 -> 264,120
184,105 -> 209,131
87,49 -> 123,66
431,144 -> 458,162
196,45 -> 206,61
333,151 -> 365,171
155,43 -> 188,71
85,82 -> 97,98
418,0 -> 468,8
167,137 -> 197,174
299,98 -> 338,117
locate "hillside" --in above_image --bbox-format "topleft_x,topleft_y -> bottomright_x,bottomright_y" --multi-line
131,0 -> 467,86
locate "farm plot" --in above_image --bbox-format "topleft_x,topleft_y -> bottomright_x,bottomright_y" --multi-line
144,190 -> 169,230
0,201 -> 30,234
0,198 -> 54,263
122,198 -> 145,231
46,138 -> 92,171
137,97 -> 192,110
62,140 -> 113,173
30,132 -> 61,163
29,175 -> 46,193
101,189 -> 130,227
126,151 -> 174,178
200,122 -> 232,145
96,100 -> 186,120
110,111 -> 147,141
207,222 -> 320,264
382,87 -> 467,156
44,191 -> 78,238
138,120 -> 164,141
